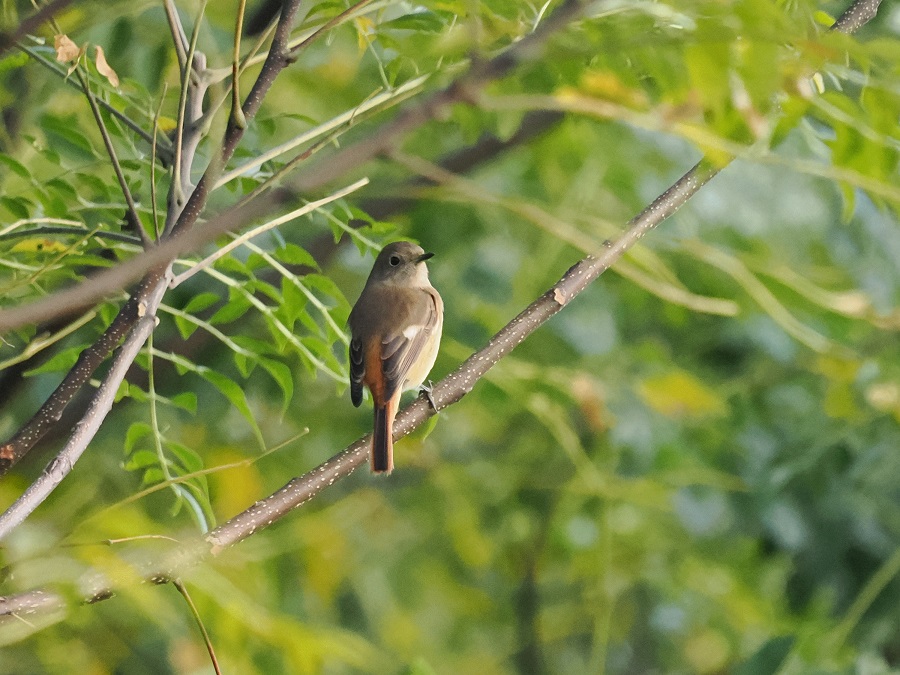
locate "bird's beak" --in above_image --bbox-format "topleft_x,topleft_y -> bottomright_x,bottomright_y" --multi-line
416,252 -> 434,263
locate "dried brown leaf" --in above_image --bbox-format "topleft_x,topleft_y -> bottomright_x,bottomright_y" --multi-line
54,34 -> 82,63
94,46 -> 120,88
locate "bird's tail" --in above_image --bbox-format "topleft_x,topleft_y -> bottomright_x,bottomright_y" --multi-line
371,396 -> 397,474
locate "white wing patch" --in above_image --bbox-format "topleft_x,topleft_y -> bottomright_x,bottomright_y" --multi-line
403,324 -> 425,340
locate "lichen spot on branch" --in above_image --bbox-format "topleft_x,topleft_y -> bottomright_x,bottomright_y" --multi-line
553,287 -> 569,306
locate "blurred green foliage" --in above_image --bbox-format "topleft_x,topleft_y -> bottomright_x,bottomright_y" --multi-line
0,0 -> 898,673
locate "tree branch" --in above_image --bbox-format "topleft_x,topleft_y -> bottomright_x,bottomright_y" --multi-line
164,0 -> 306,237
0,278 -> 166,537
832,0 -> 883,32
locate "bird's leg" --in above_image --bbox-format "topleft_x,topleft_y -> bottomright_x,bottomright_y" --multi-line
419,381 -> 438,412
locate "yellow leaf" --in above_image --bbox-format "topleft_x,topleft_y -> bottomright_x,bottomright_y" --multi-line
54,33 -> 82,63
355,17 -> 375,53
637,369 -> 728,419
94,46 -> 119,88
156,116 -> 178,133
579,70 -> 648,108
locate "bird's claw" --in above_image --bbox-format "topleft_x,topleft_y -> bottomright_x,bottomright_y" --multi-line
420,381 -> 438,412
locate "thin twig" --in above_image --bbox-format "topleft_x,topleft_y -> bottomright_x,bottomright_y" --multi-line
163,0 -> 189,68
173,580 -> 223,675
151,87 -> 167,240
288,0 -> 378,59
75,66 -> 151,248
231,0 -> 248,130
214,74 -> 429,189
170,1 -> 208,215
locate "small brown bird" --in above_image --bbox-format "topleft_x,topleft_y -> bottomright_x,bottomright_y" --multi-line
348,241 -> 443,474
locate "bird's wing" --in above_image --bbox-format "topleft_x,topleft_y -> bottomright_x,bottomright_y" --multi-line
381,288 -> 440,400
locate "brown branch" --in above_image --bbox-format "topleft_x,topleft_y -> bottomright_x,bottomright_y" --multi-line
164,0 -> 306,238
0,278 -> 165,536
0,280 -> 147,476
832,0 -> 883,32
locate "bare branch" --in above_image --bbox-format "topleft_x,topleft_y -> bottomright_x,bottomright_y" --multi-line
173,580 -> 222,675
164,0 -> 306,238
0,287 -> 144,476
832,0 -> 883,32
168,2 -> 209,219
231,0 -> 248,130
163,0 -> 189,68
0,276 -> 166,537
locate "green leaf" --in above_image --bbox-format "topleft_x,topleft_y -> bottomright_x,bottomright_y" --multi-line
141,467 -> 166,486
170,392 -> 198,414
0,153 -> 31,179
1,196 -> 31,219
209,289 -> 252,325
381,11 -> 446,33
124,450 -> 161,472
202,370 -> 265,445
732,636 -> 795,675
260,357 -> 294,414
182,292 -> 221,314
275,243 -> 318,268
124,422 -> 152,454
24,344 -> 83,376
167,441 -> 203,473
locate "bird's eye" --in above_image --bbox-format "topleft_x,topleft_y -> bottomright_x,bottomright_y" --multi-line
389,255 -> 401,266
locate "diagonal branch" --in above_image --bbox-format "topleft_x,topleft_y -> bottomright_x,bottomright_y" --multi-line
205,158 -> 720,550
0,279 -> 166,537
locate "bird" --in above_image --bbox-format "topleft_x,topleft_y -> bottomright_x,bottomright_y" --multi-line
348,241 -> 443,474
